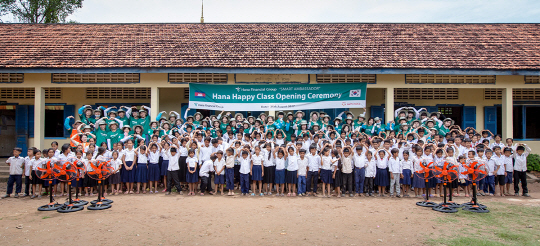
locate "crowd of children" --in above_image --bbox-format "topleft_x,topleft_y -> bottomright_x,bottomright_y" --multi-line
3,106 -> 533,199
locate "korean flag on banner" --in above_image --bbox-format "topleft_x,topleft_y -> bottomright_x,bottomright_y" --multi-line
349,89 -> 362,97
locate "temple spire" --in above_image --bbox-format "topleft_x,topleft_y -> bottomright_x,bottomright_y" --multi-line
200,0 -> 204,23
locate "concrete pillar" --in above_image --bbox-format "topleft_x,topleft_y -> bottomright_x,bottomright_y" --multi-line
502,88 -> 513,139
34,87 -> 45,150
385,87 -> 394,123
227,74 -> 235,84
151,87 -> 159,120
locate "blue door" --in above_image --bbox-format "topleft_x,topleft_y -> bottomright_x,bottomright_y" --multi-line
15,105 -> 28,156
484,106 -> 497,134
370,106 -> 385,122
462,106 -> 476,129
28,105 -> 34,138
180,103 -> 193,121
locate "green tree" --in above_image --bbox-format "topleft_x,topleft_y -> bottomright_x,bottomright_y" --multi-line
0,0 -> 15,22
0,0 -> 83,23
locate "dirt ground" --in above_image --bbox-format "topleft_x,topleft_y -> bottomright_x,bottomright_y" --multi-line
0,183 -> 538,245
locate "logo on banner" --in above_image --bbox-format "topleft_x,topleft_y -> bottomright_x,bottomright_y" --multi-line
194,91 -> 206,98
349,89 -> 362,97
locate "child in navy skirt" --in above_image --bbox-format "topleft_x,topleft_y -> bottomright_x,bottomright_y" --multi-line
252,162 -> 263,181
285,146 -> 299,197
161,142 -> 171,193
251,146 -> 264,196
122,140 -> 137,194
213,151 -> 226,195
412,172 -> 425,198
273,148 -> 287,196
186,150 -> 199,196
400,152 -> 413,197
135,146 -> 148,194
374,149 -> 390,196
320,146 -> 337,198
148,143 -> 161,193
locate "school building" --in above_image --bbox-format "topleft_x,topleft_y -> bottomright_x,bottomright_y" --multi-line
0,23 -> 539,156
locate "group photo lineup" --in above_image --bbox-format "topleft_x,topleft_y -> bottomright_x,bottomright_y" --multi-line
1,0 -> 539,245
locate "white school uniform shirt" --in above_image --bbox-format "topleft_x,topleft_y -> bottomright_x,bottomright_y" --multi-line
485,158 -> 496,176
225,155 -> 235,168
493,155 -> 506,176
31,157 -> 43,171
83,159 -> 93,172
54,149 -> 61,159
502,155 -> 513,172
321,155 -> 333,170
102,150 -> 111,159
148,150 -> 160,164
214,158 -> 226,174
287,154 -> 298,171
199,160 -> 213,177
434,156 -> 445,167
341,155 -> 353,174
186,156 -> 198,168
161,149 -> 170,161
168,152 -> 180,171
275,138 -> 285,146
117,149 -> 125,161
375,155 -> 388,169
412,156 -> 424,172
178,146 -> 189,157
252,153 -> 263,166
239,156 -> 251,174
301,140 -> 311,151
388,157 -> 402,174
331,156 -> 340,171
275,156 -> 286,170
490,142 -> 505,150
137,152 -> 148,164
307,153 -> 321,172
513,145 -> 531,172
458,163 -> 468,179
110,158 -> 122,171
458,146 -> 468,158
57,153 -> 70,161
262,149 -> 275,167
24,156 -> 33,176
6,156 -> 25,175
401,158 -> 413,171
421,153 -> 434,165
124,148 -> 136,162
297,157 -> 308,176
353,153 -> 368,169
199,145 -> 212,162
365,158 -> 377,178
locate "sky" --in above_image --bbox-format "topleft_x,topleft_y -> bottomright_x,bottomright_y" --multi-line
66,0 -> 540,23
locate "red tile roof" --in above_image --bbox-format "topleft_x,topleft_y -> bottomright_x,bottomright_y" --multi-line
0,23 -> 539,70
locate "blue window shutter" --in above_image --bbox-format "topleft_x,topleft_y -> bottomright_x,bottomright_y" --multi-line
15,105 -> 28,156
484,106 -> 497,134
462,106 -> 476,129
370,106 -> 385,122
28,105 -> 34,138
63,105 -> 75,138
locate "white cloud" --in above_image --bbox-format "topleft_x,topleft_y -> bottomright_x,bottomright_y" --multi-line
69,0 -> 540,23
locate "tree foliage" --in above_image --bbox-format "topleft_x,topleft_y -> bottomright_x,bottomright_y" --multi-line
0,0 -> 83,23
